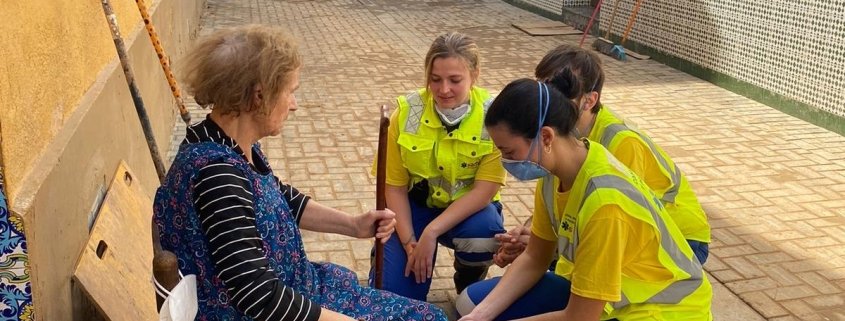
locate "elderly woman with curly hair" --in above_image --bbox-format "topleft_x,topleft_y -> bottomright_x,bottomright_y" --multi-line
153,25 -> 447,321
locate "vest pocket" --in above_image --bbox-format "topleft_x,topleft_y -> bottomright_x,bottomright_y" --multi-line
454,141 -> 493,178
397,134 -> 436,178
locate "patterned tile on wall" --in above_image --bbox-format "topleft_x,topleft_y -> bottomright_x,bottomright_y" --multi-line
563,0 -> 591,5
520,0 -> 564,14
0,190 -> 34,321
599,0 -> 845,118
515,0 -> 845,119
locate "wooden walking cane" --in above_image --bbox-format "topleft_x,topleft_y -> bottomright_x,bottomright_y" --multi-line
374,105 -> 390,289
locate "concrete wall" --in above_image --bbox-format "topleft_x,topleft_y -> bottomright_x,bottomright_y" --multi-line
0,0 -> 205,319
0,1 -> 138,202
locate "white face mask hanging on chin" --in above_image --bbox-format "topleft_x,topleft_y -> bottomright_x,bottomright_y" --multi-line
435,103 -> 471,126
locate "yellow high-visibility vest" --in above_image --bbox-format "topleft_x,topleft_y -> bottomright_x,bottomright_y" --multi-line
541,141 -> 712,320
396,86 -> 498,208
591,106 -> 711,242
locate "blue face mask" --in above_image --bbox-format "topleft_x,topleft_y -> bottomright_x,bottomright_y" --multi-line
501,82 -> 552,181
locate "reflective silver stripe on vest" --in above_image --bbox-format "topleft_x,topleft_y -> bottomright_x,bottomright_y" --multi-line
600,124 -> 682,203
579,175 -> 703,309
480,97 -> 494,140
541,175 -> 576,261
404,92 -> 424,134
428,177 -> 474,198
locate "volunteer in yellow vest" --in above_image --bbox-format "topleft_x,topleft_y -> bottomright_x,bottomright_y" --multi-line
368,32 -> 507,301
456,76 -> 712,321
494,45 -> 711,268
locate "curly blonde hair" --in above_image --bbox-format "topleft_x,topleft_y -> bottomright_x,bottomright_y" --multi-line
182,25 -> 302,115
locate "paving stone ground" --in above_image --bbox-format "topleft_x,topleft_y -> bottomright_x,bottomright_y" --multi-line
166,0 -> 845,319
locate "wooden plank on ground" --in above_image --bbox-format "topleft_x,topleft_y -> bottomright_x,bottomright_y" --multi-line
514,21 -> 570,29
625,48 -> 651,60
512,21 -> 582,36
73,161 -> 157,321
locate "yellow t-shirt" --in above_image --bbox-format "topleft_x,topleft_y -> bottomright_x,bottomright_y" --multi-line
612,137 -> 671,192
591,107 -> 711,242
378,110 -> 506,188
532,178 -> 670,303
532,176 -> 711,320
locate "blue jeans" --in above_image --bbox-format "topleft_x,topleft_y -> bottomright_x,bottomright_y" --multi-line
687,240 -> 710,264
458,272 -> 620,321
459,241 -> 708,320
369,199 -> 505,301
458,272 -> 570,320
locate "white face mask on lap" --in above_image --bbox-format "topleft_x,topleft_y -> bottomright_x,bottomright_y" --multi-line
157,273 -> 198,321
435,103 -> 471,126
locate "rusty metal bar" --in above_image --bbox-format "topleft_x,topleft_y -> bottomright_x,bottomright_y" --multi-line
98,0 -> 166,182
